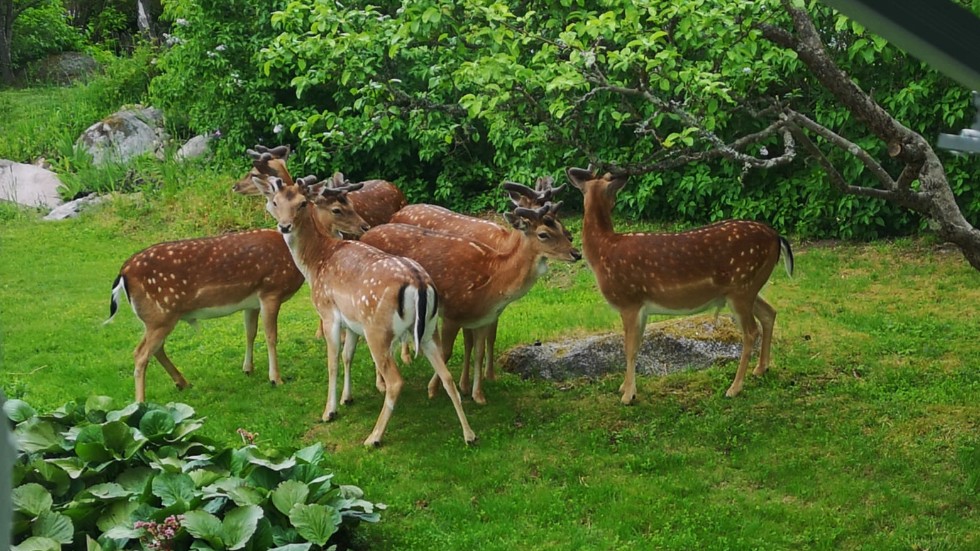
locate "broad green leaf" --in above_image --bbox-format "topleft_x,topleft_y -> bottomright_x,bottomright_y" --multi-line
12,483 -> 53,517
243,447 -> 296,471
75,441 -> 113,464
4,398 -> 36,422
14,419 -> 64,453
86,535 -> 105,551
81,482 -> 131,501
152,472 -> 196,507
223,505 -> 264,550
47,457 -> 86,479
288,503 -> 341,547
268,545 -> 312,551
102,525 -> 142,540
167,402 -> 197,423
226,485 -> 266,507
27,460 -> 70,495
116,467 -> 154,494
182,510 -> 225,549
105,402 -> 141,423
272,480 -> 310,515
292,444 -> 324,465
102,421 -> 140,458
33,511 -> 74,544
96,500 -> 139,532
11,536 -> 61,551
140,410 -> 177,440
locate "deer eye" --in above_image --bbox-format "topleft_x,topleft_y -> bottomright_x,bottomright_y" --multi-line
537,232 -> 550,241
271,200 -> 278,207
299,200 -> 308,209
331,207 -> 342,215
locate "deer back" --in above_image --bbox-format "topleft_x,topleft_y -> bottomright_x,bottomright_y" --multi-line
327,172 -> 407,227
118,230 -> 304,323
389,203 -> 511,245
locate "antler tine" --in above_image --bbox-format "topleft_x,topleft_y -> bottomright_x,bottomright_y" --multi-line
534,176 -> 555,192
246,149 -> 262,160
297,174 -> 319,188
253,144 -> 270,153
501,181 -> 538,198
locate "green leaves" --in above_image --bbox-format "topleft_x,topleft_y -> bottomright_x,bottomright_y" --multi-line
184,505 -> 264,550
9,398 -> 381,550
288,504 -> 342,547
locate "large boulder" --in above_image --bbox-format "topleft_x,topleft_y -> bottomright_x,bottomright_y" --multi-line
0,160 -> 63,209
32,52 -> 101,85
76,106 -> 168,165
500,315 -> 747,381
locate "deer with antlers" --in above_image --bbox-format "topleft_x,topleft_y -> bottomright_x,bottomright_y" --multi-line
251,175 -> 476,446
360,202 -> 580,404
233,146 -> 407,227
565,167 -> 794,404
386,176 -> 569,387
106,178 -> 370,403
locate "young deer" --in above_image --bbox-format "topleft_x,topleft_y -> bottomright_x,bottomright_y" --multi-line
361,203 -> 581,404
566,167 -> 794,404
106,178 -> 369,403
251,176 -> 476,446
386,177 -> 569,385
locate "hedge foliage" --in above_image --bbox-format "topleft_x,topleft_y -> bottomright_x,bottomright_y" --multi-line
148,0 -> 979,238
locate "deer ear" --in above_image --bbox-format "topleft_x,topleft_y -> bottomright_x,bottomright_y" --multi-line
504,211 -> 529,231
252,175 -> 282,197
606,173 -> 629,196
566,167 -> 593,191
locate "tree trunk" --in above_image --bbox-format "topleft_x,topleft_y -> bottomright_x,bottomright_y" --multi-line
766,0 -> 980,270
0,0 -> 14,86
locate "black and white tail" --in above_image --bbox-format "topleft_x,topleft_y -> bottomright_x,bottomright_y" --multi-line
104,274 -> 129,325
778,236 -> 795,278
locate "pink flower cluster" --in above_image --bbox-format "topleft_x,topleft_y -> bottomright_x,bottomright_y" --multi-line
134,515 -> 183,550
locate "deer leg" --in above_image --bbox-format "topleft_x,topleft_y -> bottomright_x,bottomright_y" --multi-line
752,298 -> 777,376
133,321 -> 178,402
242,308 -> 259,376
619,308 -> 644,405
429,321 -> 462,398
462,328 -> 474,385
341,327 -> 359,404
399,342 -> 412,365
469,325 -> 491,405
154,344 -> 190,391
726,299 -> 760,398
364,333 -> 403,447
321,317 -> 342,422
259,298 -> 284,385
484,320 -> 499,381
422,331 -> 477,444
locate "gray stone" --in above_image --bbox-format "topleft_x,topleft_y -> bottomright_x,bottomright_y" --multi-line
43,194 -> 107,220
500,315 -> 747,381
175,134 -> 213,161
33,52 -> 101,85
76,106 -> 168,165
0,160 -> 64,209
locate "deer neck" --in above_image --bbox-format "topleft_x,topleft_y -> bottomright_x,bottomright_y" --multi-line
281,207 -> 341,281
490,231 -> 548,298
580,191 -> 616,263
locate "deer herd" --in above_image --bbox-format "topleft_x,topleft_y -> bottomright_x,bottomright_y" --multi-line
106,145 -> 794,447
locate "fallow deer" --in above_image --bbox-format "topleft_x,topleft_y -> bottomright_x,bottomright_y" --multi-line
234,150 -> 408,228
325,171 -> 407,228
360,203 -> 581,404
251,176 -> 476,446
233,145 -> 294,193
566,167 -> 794,404
106,178 -> 370,403
386,176 -> 570,386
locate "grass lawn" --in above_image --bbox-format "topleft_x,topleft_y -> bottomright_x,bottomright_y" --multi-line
1,198 -> 978,550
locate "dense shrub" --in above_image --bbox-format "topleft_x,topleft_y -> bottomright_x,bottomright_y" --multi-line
6,396 -> 383,550
10,2 -> 83,71
145,0 -> 980,238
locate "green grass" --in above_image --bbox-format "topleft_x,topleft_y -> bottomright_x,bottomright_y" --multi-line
2,84 -> 978,550
2,203 -> 978,550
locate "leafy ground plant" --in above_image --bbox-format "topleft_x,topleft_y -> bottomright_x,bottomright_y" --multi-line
5,396 -> 383,550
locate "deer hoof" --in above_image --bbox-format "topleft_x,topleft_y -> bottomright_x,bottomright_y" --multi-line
322,411 -> 337,422
364,438 -> 382,448
465,435 -> 479,446
725,385 -> 742,398
342,397 -> 354,405
473,393 -> 487,406
620,393 -> 635,406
